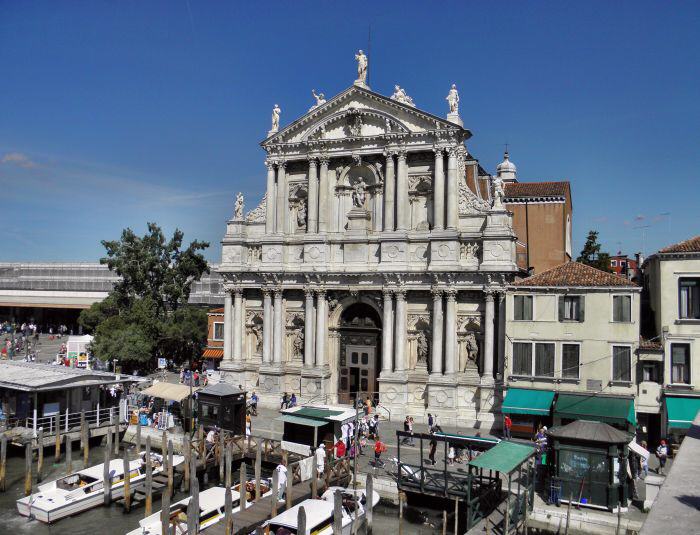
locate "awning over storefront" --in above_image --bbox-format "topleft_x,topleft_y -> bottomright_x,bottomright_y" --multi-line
502,388 -> 555,416
666,395 -> 700,430
202,348 -> 224,359
277,414 -> 328,427
554,393 -> 636,427
468,441 -> 537,474
141,382 -> 198,402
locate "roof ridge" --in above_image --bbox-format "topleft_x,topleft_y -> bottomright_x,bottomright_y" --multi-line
513,261 -> 638,288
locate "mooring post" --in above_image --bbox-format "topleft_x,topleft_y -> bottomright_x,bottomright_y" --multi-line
80,411 -> 86,454
297,506 -> 307,535
183,436 -> 190,491
24,442 -> 32,497
36,428 -> 44,482
285,463 -> 293,511
399,491 -> 404,535
0,435 -> 7,492
225,443 -> 232,488
224,484 -> 233,535
255,440 -> 262,501
454,498 -> 459,535
333,490 -> 342,535
239,462 -> 248,510
82,412 -> 89,467
123,449 -> 131,513
219,431 -> 226,482
145,436 -> 153,516
161,431 -> 168,469
114,424 -> 120,456
160,484 -> 171,535
198,425 -> 204,460
66,435 -> 73,475
103,445 -> 112,505
366,473 -> 374,535
54,414 -> 61,463
186,493 -> 197,535
136,418 -> 142,453
272,469 -> 280,516
167,440 -> 174,499
311,458 -> 318,499
190,453 -> 197,495
191,476 -> 201,532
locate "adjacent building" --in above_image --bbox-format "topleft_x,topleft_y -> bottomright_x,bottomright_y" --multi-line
609,252 -> 639,281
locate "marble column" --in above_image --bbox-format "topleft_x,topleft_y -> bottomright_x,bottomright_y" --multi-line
233,288 -> 243,362
223,290 -> 233,362
272,289 -> 284,365
275,161 -> 287,234
383,151 -> 395,231
265,161 -> 276,233
307,158 -> 318,233
430,289 -> 444,375
262,289 -> 272,364
446,147 -> 459,230
395,151 -> 409,231
433,148 -> 445,230
303,288 -> 315,367
483,292 -> 495,378
315,290 -> 327,367
318,158 -> 329,232
381,289 -> 394,373
394,290 -> 407,372
444,290 -> 457,374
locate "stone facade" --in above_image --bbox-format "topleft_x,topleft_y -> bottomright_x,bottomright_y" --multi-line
217,77 -> 517,428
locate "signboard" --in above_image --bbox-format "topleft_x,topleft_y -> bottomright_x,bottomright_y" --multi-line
158,358 -> 167,369
281,440 -> 312,457
77,353 -> 89,368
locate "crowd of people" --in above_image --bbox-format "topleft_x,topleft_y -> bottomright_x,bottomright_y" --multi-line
179,366 -> 209,387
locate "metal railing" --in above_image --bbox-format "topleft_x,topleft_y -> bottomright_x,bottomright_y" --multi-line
23,400 -> 128,436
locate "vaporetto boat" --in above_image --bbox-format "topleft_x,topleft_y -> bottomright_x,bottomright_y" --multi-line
16,451 -> 185,524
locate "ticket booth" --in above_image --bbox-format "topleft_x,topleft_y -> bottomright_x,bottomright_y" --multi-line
197,383 -> 246,434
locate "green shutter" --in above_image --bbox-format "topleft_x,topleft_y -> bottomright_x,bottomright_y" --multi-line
579,295 -> 585,322
558,296 -> 565,321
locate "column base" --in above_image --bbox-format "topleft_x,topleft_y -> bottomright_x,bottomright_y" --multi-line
219,361 -> 247,389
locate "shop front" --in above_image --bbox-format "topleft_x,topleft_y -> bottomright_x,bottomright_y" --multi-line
501,387 -> 554,438
553,393 -> 636,433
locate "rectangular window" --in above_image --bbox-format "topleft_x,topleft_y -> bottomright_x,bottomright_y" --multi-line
611,260 -> 617,267
535,343 -> 555,377
213,322 -> 224,341
642,363 -> 658,383
612,346 -> 631,382
512,343 -> 533,376
679,278 -> 700,319
514,295 -> 533,321
671,343 -> 691,384
559,296 -> 584,322
561,344 -> 580,379
613,295 -> 632,322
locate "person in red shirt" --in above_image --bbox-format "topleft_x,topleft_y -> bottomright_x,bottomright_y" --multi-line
335,439 -> 346,459
503,415 -> 512,440
374,438 -> 387,468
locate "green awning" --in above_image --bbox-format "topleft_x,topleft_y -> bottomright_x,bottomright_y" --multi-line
277,415 -> 328,427
468,441 -> 537,474
666,396 -> 700,430
502,388 -> 555,416
292,407 -> 343,419
554,394 -> 636,427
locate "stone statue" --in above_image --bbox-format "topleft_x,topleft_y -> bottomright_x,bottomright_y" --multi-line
461,242 -> 479,263
296,201 -> 307,228
292,329 -> 304,357
311,89 -> 326,109
465,332 -> 479,368
447,84 -> 459,113
416,330 -> 429,364
355,50 -> 368,85
352,178 -> 367,208
390,85 -> 414,106
251,325 -> 263,354
234,192 -> 244,219
493,175 -> 505,206
271,104 -> 281,131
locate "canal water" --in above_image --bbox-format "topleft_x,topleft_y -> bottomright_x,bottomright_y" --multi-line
0,444 -> 442,534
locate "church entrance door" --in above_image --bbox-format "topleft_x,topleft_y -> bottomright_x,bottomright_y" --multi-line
342,344 -> 376,405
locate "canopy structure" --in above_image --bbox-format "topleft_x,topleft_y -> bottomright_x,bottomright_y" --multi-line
141,382 -> 198,402
665,395 -> 700,430
468,441 -> 537,475
277,414 -> 328,427
554,393 -> 636,427
202,348 -> 223,359
502,388 -> 555,416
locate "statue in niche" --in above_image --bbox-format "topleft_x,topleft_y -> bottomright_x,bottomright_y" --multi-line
355,50 -> 368,85
349,113 -> 363,136
271,104 -> 281,131
251,324 -> 263,354
464,332 -> 479,369
352,178 -> 367,208
297,201 -> 307,228
446,84 -> 460,113
462,242 -> 480,263
292,329 -> 304,358
416,330 -> 429,365
234,192 -> 244,219
311,89 -> 326,110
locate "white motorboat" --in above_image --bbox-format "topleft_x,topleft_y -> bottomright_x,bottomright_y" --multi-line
17,450 -> 185,523
263,486 -> 380,535
126,479 -> 272,535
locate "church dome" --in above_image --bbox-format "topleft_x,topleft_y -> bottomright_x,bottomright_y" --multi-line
496,151 -> 517,180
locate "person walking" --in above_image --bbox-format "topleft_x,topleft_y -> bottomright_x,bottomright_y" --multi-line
275,463 -> 288,500
408,416 -> 415,446
655,440 -> 668,475
503,415 -> 512,440
334,438 -> 346,459
640,441 -> 649,478
428,433 -> 438,465
401,416 -> 410,445
315,443 -> 326,475
373,438 -> 387,468
428,413 -> 434,432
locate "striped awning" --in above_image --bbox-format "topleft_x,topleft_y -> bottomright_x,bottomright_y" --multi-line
203,348 -> 224,359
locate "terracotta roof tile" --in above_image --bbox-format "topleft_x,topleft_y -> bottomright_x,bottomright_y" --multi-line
512,261 -> 638,288
504,181 -> 570,199
639,338 -> 663,351
209,307 -> 224,314
659,236 -> 700,254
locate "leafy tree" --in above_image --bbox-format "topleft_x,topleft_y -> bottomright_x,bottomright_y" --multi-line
577,230 -> 612,272
79,223 -> 210,370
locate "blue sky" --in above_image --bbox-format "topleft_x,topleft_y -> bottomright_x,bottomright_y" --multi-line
1,1 -> 698,262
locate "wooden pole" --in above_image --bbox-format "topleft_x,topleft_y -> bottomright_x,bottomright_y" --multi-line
186,492 -> 198,534
442,509 -> 447,535
184,435 -> 191,491
66,435 -> 73,475
239,462 -> 248,511
161,431 -> 168,469
272,469 -> 280,516
54,414 -> 61,463
366,473 -> 374,535
191,475 -> 200,531
190,454 -> 197,494
285,463 -> 293,511
198,425 -> 205,460
311,458 -> 318,499
167,440 -> 174,499
254,440 -> 262,501
36,428 -> 44,482
297,506 -> 306,535
82,413 -> 90,467
224,485 -> 233,535
333,490 -> 342,535
225,443 -> 232,488
0,435 -> 7,492
24,442 -> 32,496
145,436 -> 153,516
398,491 -> 404,535
114,425 -> 120,456
219,431 -> 226,482
160,484 -> 171,535
564,491 -> 573,535
103,443 -> 112,505
123,449 -> 132,513
136,418 -> 142,453
454,498 -> 459,535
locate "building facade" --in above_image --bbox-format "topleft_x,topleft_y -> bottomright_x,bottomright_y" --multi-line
216,60 -> 517,426
609,252 -> 639,281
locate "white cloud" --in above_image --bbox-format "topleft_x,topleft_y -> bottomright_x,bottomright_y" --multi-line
1,152 -> 37,168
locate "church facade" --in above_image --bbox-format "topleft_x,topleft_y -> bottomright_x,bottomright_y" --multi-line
217,56 -> 517,427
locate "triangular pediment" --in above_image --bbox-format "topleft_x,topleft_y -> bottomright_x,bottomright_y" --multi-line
262,85 -> 467,147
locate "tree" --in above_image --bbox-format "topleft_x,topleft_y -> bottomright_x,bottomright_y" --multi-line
79,223 -> 210,370
577,230 -> 612,272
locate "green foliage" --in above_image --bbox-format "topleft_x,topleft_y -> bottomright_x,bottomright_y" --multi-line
79,223 -> 210,370
576,230 -> 612,272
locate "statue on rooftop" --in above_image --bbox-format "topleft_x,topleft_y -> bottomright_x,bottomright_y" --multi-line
447,84 -> 460,114
234,192 -> 244,220
355,50 -> 368,85
311,89 -> 326,109
271,104 -> 281,131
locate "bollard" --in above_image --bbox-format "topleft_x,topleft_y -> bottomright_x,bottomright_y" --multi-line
219,431 -> 225,482
160,484 -> 171,535
255,441 -> 262,501
123,449 -> 131,513
366,473 -> 374,535
145,436 -> 153,516
271,468 -> 279,516
103,445 -> 112,505
297,506 -> 307,535
311,459 -> 318,499
224,484 -> 233,535
54,414 -> 61,463
167,440 -> 174,499
0,435 -> 7,492
36,428 -> 44,482
66,435 -> 73,475
24,442 -> 32,497
225,443 -> 232,488
333,490 -> 342,535
239,462 -> 247,511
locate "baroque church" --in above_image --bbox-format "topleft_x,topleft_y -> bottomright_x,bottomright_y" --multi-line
217,52 -> 517,427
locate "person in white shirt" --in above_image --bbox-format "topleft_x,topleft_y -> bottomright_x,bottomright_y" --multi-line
315,444 -> 326,474
206,428 -> 217,451
275,463 -> 288,500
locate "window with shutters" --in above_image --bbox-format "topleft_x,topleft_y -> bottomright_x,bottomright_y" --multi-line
512,342 -> 533,376
561,344 -> 580,379
612,295 -> 632,323
514,295 -> 533,321
679,278 -> 700,319
213,322 -> 224,341
612,346 -> 632,382
671,343 -> 691,384
535,343 -> 555,377
559,295 -> 584,322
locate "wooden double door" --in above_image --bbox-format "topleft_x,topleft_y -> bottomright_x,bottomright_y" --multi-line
338,333 -> 380,405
